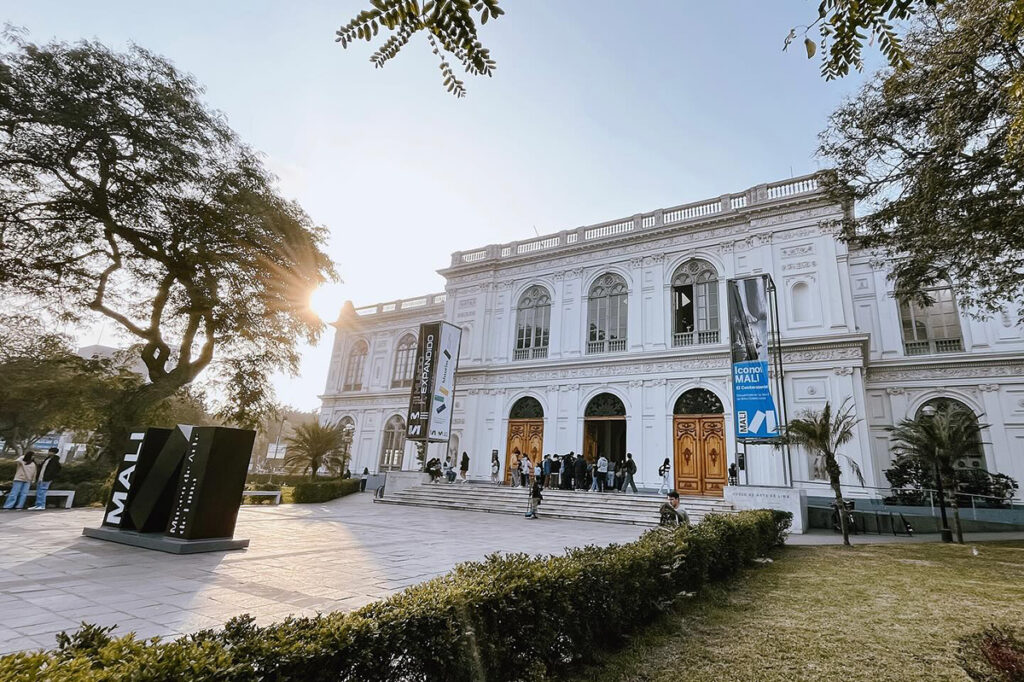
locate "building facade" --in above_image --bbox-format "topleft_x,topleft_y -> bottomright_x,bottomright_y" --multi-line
319,173 -> 1024,499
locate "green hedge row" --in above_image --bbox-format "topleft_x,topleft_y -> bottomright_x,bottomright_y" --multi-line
0,509 -> 791,681
291,478 -> 360,503
0,460 -> 114,507
245,473 -> 337,486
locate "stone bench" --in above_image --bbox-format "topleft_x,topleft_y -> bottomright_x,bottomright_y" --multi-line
241,490 -> 282,505
0,489 -> 76,509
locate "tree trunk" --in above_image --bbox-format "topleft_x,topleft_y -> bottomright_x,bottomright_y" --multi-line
826,453 -> 850,546
951,492 -> 965,544
94,376 -> 190,467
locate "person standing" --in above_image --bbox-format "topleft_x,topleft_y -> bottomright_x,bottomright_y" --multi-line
31,448 -> 62,510
460,452 -> 470,483
573,454 -> 587,491
562,452 -> 575,490
542,455 -> 552,489
596,454 -> 609,492
659,490 -> 690,527
520,454 -> 531,488
620,453 -> 638,493
490,452 -> 501,485
3,452 -> 37,510
360,467 -> 370,492
509,452 -> 520,487
658,458 -> 672,495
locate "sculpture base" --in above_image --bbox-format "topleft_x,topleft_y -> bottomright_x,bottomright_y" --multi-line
82,527 -> 249,554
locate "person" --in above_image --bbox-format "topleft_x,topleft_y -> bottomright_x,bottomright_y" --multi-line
562,452 -> 575,490
444,457 -> 457,483
620,453 -> 638,493
596,454 -> 608,492
728,462 -> 739,486
509,452 -> 520,487
490,452 -> 500,485
526,478 -> 543,519
459,452 -> 470,483
521,455 -> 532,487
426,457 -> 442,482
342,467 -> 352,479
360,467 -> 369,492
573,454 -> 587,491
31,448 -> 62,510
542,455 -> 552,489
658,458 -> 672,495
3,452 -> 37,510
659,490 -> 691,527
613,460 -> 625,491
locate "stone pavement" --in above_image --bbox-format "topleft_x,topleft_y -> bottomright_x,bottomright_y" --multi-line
0,493 -> 643,655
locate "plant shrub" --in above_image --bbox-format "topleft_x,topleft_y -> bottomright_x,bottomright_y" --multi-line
246,473 -> 337,487
291,478 -> 360,504
0,458 -> 16,482
957,624 -> 1024,681
0,509 -> 791,681
242,482 -> 282,505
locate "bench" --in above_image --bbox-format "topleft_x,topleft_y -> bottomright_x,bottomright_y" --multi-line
0,489 -> 76,509
240,490 -> 282,505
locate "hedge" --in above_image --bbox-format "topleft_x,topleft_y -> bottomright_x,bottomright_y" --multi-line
246,473 -> 339,486
0,509 -> 791,681
291,478 -> 361,503
0,460 -> 114,508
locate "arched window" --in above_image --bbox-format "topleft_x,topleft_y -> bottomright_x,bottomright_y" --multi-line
391,334 -> 417,388
791,282 -> 812,323
674,388 -> 724,414
379,415 -> 406,471
671,260 -> 719,346
509,396 -> 544,419
584,392 -> 626,417
587,274 -> 628,354
343,340 -> 368,391
899,281 -> 963,355
514,286 -> 551,360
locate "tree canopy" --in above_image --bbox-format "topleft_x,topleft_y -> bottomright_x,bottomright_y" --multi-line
0,34 -> 336,459
820,0 -> 1024,313
338,0 -> 940,97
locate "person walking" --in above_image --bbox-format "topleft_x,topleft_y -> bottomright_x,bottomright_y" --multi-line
613,460 -> 625,491
490,452 -> 501,485
360,467 -> 370,492
620,453 -> 638,493
3,452 -> 37,510
596,454 -> 608,492
509,452 -> 520,487
658,458 -> 672,495
459,452 -> 470,483
526,478 -> 543,519
30,448 -> 62,510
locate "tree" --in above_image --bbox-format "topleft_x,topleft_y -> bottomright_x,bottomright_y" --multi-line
889,404 -> 986,543
786,399 -> 863,546
820,0 -> 1024,314
283,421 -> 353,480
0,35 -> 336,462
336,0 -> 939,97
0,324 -> 119,456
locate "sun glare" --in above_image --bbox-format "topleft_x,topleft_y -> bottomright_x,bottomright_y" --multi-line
309,282 -> 345,322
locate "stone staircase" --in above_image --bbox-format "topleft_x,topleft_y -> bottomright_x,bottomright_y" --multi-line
374,482 -> 736,527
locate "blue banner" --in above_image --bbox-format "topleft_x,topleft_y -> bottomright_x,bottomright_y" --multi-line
732,360 -> 779,438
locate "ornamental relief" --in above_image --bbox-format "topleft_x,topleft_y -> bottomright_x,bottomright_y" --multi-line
866,365 -> 1024,382
750,206 -> 836,229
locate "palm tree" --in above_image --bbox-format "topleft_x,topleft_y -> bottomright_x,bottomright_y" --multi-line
786,398 -> 863,546
283,421 -> 352,480
889,404 -> 984,544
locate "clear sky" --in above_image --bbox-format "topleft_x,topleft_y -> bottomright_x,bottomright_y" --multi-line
5,0 -> 879,410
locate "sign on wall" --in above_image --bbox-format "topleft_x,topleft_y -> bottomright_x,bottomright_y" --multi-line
727,276 -> 780,439
407,321 -> 462,442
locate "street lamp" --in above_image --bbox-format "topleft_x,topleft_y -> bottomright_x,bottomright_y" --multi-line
921,404 -> 954,543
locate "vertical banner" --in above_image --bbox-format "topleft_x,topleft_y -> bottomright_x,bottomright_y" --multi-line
407,321 -> 462,442
727,276 -> 780,439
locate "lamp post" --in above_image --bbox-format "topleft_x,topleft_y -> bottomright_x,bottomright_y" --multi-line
921,404 -> 953,543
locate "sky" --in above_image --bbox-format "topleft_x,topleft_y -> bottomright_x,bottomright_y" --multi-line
3,1 -> 880,410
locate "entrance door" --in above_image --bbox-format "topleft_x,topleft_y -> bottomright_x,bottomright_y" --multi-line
584,418 -> 626,465
673,415 -> 726,496
506,419 -> 543,483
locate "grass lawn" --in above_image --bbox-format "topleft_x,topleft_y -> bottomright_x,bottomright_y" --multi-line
566,541 -> 1024,682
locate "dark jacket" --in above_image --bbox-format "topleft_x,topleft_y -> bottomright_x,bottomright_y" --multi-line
37,456 -> 62,483
573,457 -> 586,479
625,458 -> 637,475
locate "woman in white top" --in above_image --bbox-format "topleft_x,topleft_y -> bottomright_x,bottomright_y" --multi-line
3,452 -> 37,510
658,458 -> 672,495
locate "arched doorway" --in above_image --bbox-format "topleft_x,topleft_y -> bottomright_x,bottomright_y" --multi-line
506,397 -> 544,483
583,393 -> 627,468
673,389 -> 726,497
916,398 -> 985,470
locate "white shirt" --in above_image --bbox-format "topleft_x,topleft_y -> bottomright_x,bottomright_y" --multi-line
597,456 -> 608,473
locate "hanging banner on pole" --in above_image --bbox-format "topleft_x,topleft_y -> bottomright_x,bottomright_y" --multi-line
407,321 -> 462,442
727,276 -> 780,439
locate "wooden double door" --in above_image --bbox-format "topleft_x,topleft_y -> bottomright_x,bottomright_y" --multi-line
673,415 -> 727,497
506,419 -> 543,483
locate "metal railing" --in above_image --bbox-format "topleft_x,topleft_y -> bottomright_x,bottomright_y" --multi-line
587,338 -> 627,354
672,330 -> 720,347
794,479 -> 1021,521
512,346 -> 548,360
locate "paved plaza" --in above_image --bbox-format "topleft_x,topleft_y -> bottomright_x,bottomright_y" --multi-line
0,494 -> 643,655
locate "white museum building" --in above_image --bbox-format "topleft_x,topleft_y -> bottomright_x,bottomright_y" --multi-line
319,172 -> 1024,502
